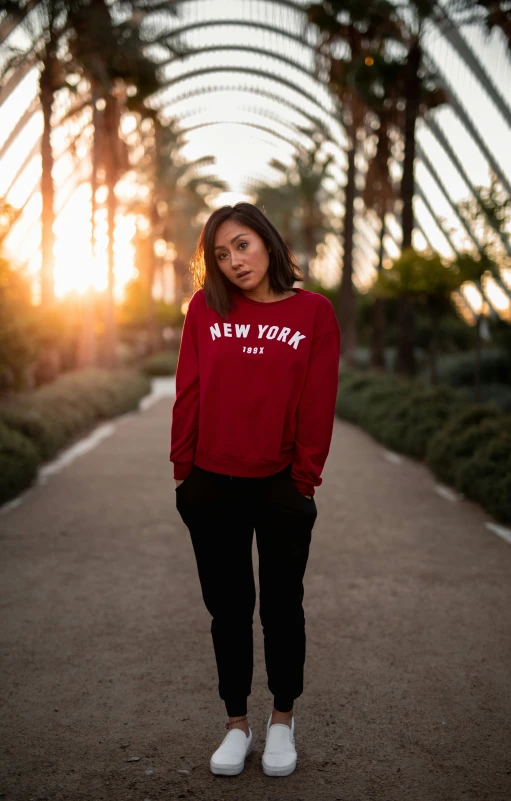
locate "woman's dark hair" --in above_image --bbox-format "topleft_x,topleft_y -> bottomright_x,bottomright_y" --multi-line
189,202 -> 303,318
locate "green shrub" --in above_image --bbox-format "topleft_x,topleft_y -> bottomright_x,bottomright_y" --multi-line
0,421 -> 39,504
426,404 -> 503,485
0,368 -> 151,461
335,369 -> 511,523
140,349 -> 179,377
0,405 -> 62,461
373,384 -> 464,459
336,371 -> 382,423
457,431 -> 511,523
436,349 -> 511,387
357,379 -> 411,440
476,383 -> 511,413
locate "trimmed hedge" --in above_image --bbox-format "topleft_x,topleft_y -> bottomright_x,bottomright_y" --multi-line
457,432 -> 511,523
0,368 -> 151,504
140,350 -> 179,376
426,405 -> 504,486
336,370 -> 511,524
0,421 -> 39,503
435,349 -> 511,388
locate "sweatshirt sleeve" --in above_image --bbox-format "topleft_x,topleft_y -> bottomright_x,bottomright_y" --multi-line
291,314 -> 341,497
169,293 -> 200,480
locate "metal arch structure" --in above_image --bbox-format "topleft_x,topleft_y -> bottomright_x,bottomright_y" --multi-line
151,57 -> 511,302
0,0 -> 510,310
169,83 -> 474,296
2,17 -> 509,276
148,21 -> 511,253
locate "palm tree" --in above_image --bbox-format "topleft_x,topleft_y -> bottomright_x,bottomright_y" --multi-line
66,0 -> 180,365
265,125 -> 337,284
357,54 -> 401,369
1,0 -> 76,309
306,0 -> 400,366
393,2 -> 448,376
126,114 -> 227,327
2,0 -> 181,365
474,1 -> 511,50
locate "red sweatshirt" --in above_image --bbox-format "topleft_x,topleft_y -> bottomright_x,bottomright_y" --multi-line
169,286 -> 341,497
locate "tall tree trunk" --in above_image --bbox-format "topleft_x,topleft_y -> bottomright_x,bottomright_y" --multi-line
102,94 -> 119,368
77,93 -> 100,368
396,40 -> 421,377
337,126 -> 357,367
39,54 -> 56,308
371,213 -> 386,370
147,117 -> 161,354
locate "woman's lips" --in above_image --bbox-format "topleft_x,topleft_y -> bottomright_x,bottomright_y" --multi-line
237,271 -> 250,279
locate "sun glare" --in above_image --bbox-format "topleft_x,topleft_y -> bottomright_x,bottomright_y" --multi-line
52,184 -> 137,300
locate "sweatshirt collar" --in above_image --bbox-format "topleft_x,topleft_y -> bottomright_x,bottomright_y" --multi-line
231,287 -> 302,307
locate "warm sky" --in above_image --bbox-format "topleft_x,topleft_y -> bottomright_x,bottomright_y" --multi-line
0,0 -> 510,314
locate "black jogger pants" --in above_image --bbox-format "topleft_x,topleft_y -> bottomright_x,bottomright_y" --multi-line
175,461 -> 318,717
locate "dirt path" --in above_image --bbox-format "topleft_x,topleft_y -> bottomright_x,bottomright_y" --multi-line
1,391 -> 510,801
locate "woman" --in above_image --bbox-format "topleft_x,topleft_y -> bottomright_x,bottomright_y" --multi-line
169,202 -> 341,777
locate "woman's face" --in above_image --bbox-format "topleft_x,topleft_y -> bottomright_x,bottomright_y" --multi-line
213,219 -> 271,292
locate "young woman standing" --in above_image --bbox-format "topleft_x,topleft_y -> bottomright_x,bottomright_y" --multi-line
169,202 -> 341,777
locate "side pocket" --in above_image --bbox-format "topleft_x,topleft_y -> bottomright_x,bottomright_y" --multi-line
175,465 -> 195,493
289,475 -> 315,504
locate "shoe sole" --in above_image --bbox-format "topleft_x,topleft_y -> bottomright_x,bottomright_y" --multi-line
210,743 -> 254,775
262,755 -> 297,776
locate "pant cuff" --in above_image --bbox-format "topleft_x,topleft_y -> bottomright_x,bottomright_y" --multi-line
225,699 -> 248,717
273,696 -> 294,713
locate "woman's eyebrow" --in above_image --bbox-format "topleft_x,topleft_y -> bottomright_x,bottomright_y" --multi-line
214,233 -> 250,250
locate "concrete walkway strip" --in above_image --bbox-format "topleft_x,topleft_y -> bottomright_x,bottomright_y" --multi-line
38,423 -> 116,482
434,484 -> 460,503
485,522 -> 511,546
383,449 -> 403,464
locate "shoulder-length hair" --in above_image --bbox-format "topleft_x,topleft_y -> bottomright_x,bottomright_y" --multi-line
189,202 -> 303,319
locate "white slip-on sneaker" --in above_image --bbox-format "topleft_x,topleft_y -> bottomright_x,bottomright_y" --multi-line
262,714 -> 297,776
210,727 -> 253,775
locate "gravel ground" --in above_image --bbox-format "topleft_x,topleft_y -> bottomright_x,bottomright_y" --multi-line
1,394 -> 510,801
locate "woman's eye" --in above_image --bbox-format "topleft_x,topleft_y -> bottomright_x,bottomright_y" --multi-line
217,242 -> 247,261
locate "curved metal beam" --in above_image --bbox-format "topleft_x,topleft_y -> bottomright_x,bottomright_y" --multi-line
432,13 -> 511,131
141,0 -> 305,15
424,51 -> 511,197
158,43 -> 317,87
180,118 -> 304,154
179,117 -> 380,275
150,8 -> 511,202
160,82 -> 347,161
155,18 -> 310,50
423,114 -> 511,258
415,184 -> 503,314
0,96 -> 39,161
153,65 -> 338,124
0,54 -> 36,108
161,73 -> 494,288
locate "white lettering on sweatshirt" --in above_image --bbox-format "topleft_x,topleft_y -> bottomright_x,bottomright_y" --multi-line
210,322 -> 306,349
